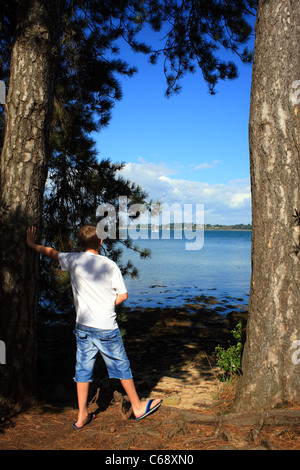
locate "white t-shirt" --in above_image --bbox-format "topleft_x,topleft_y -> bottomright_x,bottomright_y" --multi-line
58,251 -> 127,330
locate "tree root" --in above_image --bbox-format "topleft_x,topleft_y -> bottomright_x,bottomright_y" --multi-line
179,407 -> 300,427
175,407 -> 300,449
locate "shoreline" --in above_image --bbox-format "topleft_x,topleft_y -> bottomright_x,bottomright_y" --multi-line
124,228 -> 252,232
123,290 -> 250,313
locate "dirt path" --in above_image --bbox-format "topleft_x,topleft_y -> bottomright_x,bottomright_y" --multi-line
1,301 -> 299,451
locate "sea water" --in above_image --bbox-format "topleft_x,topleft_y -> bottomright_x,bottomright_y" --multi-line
121,230 -> 251,310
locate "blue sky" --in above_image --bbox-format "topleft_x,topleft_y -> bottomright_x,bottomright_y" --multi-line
93,26 -> 255,225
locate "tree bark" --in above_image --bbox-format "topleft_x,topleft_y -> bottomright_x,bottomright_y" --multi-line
0,0 -> 62,406
234,0 -> 300,411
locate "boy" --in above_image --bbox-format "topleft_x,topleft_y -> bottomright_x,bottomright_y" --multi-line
26,225 -> 162,428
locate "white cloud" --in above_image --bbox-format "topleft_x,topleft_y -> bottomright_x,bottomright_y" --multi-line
194,160 -> 221,170
117,160 -> 251,224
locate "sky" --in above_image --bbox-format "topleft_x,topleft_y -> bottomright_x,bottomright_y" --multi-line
93,25 -> 255,225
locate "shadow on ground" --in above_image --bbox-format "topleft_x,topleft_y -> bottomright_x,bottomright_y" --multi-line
35,295 -> 247,410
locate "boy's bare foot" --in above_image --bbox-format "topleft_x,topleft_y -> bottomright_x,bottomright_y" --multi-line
133,398 -> 163,420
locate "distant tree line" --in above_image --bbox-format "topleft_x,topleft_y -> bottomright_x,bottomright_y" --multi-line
137,223 -> 252,230
204,223 -> 252,230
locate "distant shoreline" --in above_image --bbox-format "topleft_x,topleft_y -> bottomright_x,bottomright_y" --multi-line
204,228 -> 252,231
125,225 -> 252,232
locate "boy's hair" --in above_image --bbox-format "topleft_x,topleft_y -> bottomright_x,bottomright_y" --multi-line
78,225 -> 101,251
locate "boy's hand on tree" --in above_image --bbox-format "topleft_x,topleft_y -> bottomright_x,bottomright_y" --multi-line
26,226 -> 37,247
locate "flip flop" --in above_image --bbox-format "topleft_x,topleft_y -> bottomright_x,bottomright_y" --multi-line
135,399 -> 163,420
72,413 -> 95,430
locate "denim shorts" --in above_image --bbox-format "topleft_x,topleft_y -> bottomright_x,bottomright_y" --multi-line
74,323 -> 133,382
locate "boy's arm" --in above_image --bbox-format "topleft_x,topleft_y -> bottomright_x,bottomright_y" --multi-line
26,226 -> 59,262
115,292 -> 128,306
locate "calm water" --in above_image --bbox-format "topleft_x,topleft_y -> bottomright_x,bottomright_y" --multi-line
121,230 -> 251,310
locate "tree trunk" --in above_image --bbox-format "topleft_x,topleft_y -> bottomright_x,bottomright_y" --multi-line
0,0 -> 62,406
234,0 -> 300,411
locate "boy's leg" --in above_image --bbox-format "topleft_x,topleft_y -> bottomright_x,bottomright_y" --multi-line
120,378 -> 141,410
75,382 -> 92,428
93,330 -> 162,419
120,378 -> 162,419
73,329 -> 98,428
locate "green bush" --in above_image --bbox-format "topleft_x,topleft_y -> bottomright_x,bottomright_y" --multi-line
215,322 -> 243,382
